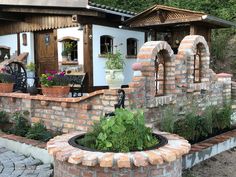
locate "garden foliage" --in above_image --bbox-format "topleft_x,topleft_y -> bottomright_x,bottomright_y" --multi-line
0,111 -> 9,123
0,110 -> 52,142
161,104 -> 233,143
78,109 -> 158,152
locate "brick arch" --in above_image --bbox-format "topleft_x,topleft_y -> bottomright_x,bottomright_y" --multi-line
178,35 -> 210,57
137,41 -> 174,62
175,35 -> 210,89
131,41 -> 175,99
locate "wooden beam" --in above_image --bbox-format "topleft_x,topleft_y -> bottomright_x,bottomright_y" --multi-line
0,0 -> 88,8
17,33 -> 20,55
0,12 -> 24,21
0,7 -> 104,17
83,24 -> 93,92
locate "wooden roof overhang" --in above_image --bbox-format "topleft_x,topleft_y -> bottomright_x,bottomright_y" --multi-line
0,1 -> 135,35
124,4 -> 236,30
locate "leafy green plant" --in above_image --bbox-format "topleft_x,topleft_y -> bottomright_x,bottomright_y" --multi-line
0,110 -> 9,124
160,107 -> 175,133
40,70 -> 69,87
212,104 -> 232,131
0,67 -> 14,83
26,62 -> 35,72
78,109 -> 158,152
26,121 -> 52,142
10,111 -> 30,136
105,50 -> 124,70
174,112 -> 198,141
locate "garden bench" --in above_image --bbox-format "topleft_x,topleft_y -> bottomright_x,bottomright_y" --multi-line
64,73 -> 86,97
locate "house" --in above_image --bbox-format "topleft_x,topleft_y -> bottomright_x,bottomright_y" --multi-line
0,1 -> 235,92
0,0 -> 144,91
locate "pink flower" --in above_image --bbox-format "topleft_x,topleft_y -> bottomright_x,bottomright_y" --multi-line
47,76 -> 53,81
59,72 -> 65,76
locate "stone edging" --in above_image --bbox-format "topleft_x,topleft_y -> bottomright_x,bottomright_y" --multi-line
183,129 -> 236,169
47,131 -> 191,168
0,132 -> 53,163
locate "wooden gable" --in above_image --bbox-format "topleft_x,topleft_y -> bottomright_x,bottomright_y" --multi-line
126,5 -> 205,28
125,4 -> 236,29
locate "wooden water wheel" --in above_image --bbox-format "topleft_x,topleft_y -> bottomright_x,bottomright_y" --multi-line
5,61 -> 27,93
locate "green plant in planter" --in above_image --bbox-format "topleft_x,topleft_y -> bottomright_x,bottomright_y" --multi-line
0,68 -> 14,83
0,110 -> 9,124
212,103 -> 232,131
10,111 -> 30,136
26,121 -> 52,142
78,109 -> 158,152
105,50 -> 124,70
26,62 -> 35,72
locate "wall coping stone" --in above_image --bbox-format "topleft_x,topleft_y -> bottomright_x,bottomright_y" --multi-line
0,90 -> 104,103
183,128 -> 236,169
216,73 -> 233,78
47,131 -> 191,168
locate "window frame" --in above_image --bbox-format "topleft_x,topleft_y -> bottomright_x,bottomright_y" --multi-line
100,35 -> 113,55
193,46 -> 202,83
126,38 -> 138,58
155,55 -> 166,97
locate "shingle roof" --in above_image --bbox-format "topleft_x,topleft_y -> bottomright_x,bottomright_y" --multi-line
88,1 -> 136,16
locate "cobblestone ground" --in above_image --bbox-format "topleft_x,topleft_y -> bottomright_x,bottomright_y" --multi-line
0,146 -> 53,177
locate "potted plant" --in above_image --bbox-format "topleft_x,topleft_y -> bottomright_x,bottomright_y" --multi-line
40,70 -> 70,97
26,61 -> 35,82
63,42 -> 75,61
70,108 -> 167,152
61,50 -> 68,62
105,50 -> 124,89
0,67 -> 14,93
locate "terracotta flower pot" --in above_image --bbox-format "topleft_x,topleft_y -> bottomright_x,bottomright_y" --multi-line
0,83 -> 14,93
42,86 -> 70,97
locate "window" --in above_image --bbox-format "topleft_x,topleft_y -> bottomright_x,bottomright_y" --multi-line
100,35 -> 113,54
62,40 -> 78,61
155,52 -> 165,96
194,45 -> 202,83
127,38 -> 138,57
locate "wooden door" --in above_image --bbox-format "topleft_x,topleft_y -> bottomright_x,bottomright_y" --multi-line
35,30 -> 58,76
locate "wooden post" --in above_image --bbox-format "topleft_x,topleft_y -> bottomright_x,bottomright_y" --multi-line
83,24 -> 93,92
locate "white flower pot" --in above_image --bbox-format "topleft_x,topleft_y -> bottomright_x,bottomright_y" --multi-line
105,69 -> 124,89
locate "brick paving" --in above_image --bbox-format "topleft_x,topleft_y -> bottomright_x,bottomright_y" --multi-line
0,146 -> 53,177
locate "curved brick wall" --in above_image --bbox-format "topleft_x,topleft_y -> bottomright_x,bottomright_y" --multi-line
47,131 -> 191,177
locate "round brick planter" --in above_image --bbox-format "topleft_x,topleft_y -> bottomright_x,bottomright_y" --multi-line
47,131 -> 191,177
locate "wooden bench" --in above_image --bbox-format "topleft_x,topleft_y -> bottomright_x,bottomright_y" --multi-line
64,73 -> 86,97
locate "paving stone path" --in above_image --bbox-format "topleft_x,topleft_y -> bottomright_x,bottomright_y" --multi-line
0,147 -> 53,177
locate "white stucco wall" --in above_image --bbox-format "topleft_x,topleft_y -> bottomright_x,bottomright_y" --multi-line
57,27 -> 84,65
0,34 -> 18,56
92,25 -> 145,86
20,32 -> 35,64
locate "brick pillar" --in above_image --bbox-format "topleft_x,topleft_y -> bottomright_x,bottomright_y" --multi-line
231,81 -> 236,110
217,73 -> 232,103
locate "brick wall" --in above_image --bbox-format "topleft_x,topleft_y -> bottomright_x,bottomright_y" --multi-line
0,35 -> 233,132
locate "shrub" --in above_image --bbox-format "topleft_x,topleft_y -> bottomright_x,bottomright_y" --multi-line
0,111 -> 9,124
212,104 -> 232,131
174,112 -> 198,141
10,111 -> 30,136
160,107 -> 175,133
78,109 -> 158,152
26,121 -> 52,142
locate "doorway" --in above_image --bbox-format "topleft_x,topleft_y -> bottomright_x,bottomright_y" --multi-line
35,30 -> 58,77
